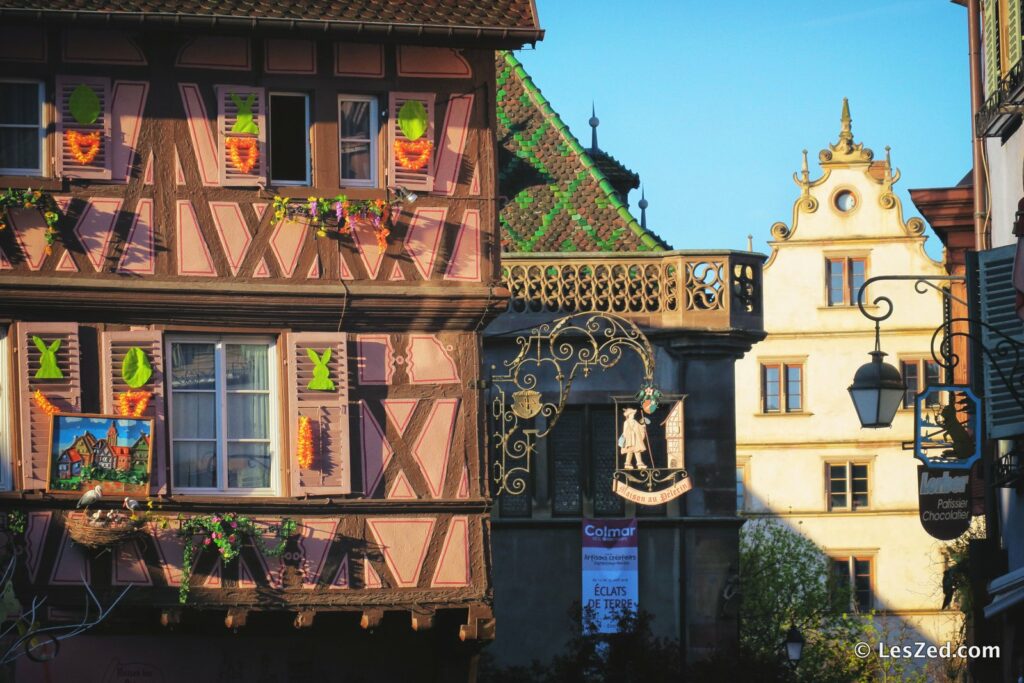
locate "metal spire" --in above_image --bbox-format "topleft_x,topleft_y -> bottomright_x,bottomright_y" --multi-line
638,186 -> 648,229
589,103 -> 600,153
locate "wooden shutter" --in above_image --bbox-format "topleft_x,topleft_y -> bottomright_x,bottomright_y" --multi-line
388,92 -> 435,192
14,323 -> 82,490
286,332 -> 350,496
216,85 -> 266,187
1004,0 -> 1022,76
984,0 -> 1002,100
55,75 -> 112,180
978,245 -> 1024,438
100,330 -> 167,495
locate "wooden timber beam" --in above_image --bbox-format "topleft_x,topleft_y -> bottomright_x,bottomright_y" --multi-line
459,604 -> 495,641
411,609 -> 435,631
160,609 -> 181,627
224,608 -> 248,630
294,610 -> 316,629
360,608 -> 384,630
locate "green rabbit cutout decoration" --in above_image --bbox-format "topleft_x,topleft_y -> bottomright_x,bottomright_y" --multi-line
306,348 -> 335,391
32,336 -> 63,380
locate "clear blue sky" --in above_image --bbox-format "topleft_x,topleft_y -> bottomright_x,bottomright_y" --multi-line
516,1 -> 971,258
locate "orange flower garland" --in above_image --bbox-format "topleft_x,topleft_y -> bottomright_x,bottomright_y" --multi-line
395,139 -> 432,171
66,131 -> 101,165
225,137 -> 259,174
297,416 -> 314,470
117,390 -> 152,417
32,390 -> 60,416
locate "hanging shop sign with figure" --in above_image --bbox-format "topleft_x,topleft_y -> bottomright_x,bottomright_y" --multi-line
581,518 -> 638,634
612,390 -> 692,505
914,385 -> 982,471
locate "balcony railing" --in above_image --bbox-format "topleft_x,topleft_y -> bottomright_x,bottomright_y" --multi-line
977,58 -> 1024,138
498,250 -> 764,332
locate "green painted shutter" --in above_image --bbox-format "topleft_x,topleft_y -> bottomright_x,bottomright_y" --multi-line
1007,0 -> 1022,72
985,0 -> 1002,99
977,245 -> 1024,438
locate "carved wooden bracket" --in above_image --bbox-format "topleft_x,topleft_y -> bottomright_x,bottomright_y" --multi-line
160,609 -> 181,627
225,608 -> 248,630
459,604 -> 495,641
411,610 -> 435,631
294,609 -> 316,629
360,608 -> 384,630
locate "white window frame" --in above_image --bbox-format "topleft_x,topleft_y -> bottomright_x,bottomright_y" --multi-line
825,459 -> 871,511
0,79 -> 46,176
268,91 -> 311,186
166,335 -> 280,496
0,327 -> 11,491
337,94 -> 378,188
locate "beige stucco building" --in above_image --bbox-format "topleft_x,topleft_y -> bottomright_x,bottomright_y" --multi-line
736,101 -> 961,645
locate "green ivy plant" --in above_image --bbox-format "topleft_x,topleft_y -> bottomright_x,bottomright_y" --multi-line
176,513 -> 296,604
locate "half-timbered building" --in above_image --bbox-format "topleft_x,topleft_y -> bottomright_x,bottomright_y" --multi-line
0,2 -> 542,679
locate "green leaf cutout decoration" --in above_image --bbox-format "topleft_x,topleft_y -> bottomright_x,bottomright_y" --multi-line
306,348 -> 335,391
32,336 -> 63,380
398,100 -> 428,141
69,84 -> 100,125
121,346 -> 153,389
230,93 -> 259,135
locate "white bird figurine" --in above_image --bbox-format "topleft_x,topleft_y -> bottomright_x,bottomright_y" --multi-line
123,497 -> 140,512
76,485 -> 103,509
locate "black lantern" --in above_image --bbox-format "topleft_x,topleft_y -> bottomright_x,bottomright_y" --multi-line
848,350 -> 905,429
784,624 -> 804,668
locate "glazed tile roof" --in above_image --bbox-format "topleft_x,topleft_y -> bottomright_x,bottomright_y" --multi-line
0,0 -> 543,44
497,51 -> 669,253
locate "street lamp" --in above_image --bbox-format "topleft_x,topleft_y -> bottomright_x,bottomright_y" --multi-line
848,348 -> 905,429
784,624 -> 804,669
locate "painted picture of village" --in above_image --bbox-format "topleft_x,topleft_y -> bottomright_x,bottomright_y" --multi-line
47,414 -> 154,496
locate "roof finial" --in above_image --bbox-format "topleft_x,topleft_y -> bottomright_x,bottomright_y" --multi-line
747,234 -> 753,252
589,102 -> 600,153
820,97 -> 872,165
638,186 -> 648,229
839,97 -> 853,146
801,149 -> 809,183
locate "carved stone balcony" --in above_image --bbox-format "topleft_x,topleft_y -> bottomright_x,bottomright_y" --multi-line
492,250 -> 765,335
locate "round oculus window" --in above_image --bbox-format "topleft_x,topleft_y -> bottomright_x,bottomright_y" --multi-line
834,191 -> 857,213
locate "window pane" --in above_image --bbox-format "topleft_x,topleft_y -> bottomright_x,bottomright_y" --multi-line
852,464 -> 868,508
736,466 -> 746,512
173,441 -> 217,488
339,99 -> 371,139
550,408 -> 583,516
925,361 -> 941,407
340,141 -> 371,181
827,260 -> 844,306
171,392 -> 216,439
829,464 -> 847,509
225,344 -> 268,390
0,83 -> 39,125
853,559 -> 872,610
592,407 -> 624,517
0,128 -> 39,170
171,343 -> 216,390
848,259 -> 866,304
763,366 -> 780,412
228,442 -> 271,489
227,393 -> 269,439
785,365 -> 802,412
269,94 -> 308,183
901,361 -> 919,408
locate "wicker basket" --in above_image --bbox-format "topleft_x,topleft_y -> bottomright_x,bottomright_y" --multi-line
64,511 -> 145,550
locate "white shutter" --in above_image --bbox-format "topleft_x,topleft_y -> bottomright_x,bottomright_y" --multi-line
56,76 -> 112,180
389,92 -> 435,192
216,85 -> 266,187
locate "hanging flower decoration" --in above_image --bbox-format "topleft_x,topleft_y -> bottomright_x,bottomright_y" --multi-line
0,188 -> 63,253
394,139 -> 432,171
272,195 -> 390,247
66,130 -> 101,165
177,513 -> 295,604
225,137 -> 259,174
634,382 -> 663,415
32,390 -> 60,416
297,416 -> 315,470
117,390 -> 152,417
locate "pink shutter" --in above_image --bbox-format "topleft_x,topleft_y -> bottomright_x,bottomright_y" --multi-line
389,92 -> 435,192
216,85 -> 266,187
55,75 -> 112,180
286,332 -> 351,496
100,330 -> 167,495
15,323 -> 82,490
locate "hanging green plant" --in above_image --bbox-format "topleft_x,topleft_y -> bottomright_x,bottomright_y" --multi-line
398,100 -> 428,141
69,84 -> 100,125
0,188 -> 62,251
306,348 -> 335,391
230,93 -> 259,135
32,336 -> 63,380
121,347 -> 153,389
271,196 -> 390,247
177,513 -> 296,604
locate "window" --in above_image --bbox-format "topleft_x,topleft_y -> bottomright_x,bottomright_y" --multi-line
832,556 -> 873,611
338,95 -> 378,187
0,80 -> 44,175
169,338 -> 279,494
736,459 -> 750,513
268,93 -> 310,185
900,358 -> 941,409
827,462 -> 869,510
0,327 -> 10,490
761,362 -> 804,413
826,257 -> 866,306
